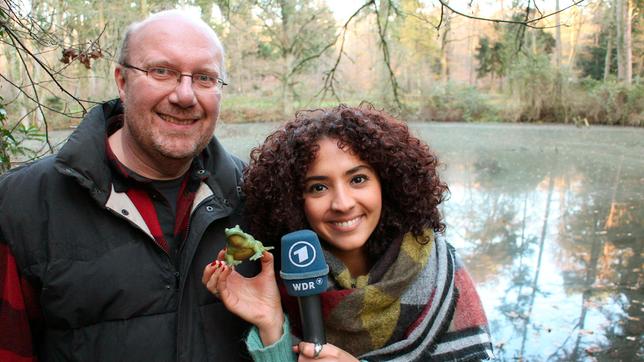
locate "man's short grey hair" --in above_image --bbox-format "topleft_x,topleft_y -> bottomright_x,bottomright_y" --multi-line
116,9 -> 226,77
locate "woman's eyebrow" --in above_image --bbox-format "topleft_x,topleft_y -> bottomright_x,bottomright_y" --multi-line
304,175 -> 327,183
304,164 -> 372,183
345,165 -> 372,175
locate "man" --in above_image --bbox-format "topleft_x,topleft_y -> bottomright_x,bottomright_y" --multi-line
0,10 -> 259,361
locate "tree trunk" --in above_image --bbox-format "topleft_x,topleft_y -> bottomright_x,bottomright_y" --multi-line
604,26 -> 613,80
467,14 -> 477,85
567,6 -> 585,67
279,0 -> 294,116
554,0 -> 563,121
281,53 -> 293,117
624,0 -> 633,84
0,143 -> 10,174
440,3 -> 451,85
92,2 -> 105,98
615,0 -> 625,80
555,0 -> 562,71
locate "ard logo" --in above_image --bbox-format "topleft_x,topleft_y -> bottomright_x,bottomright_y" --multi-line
288,241 -> 316,268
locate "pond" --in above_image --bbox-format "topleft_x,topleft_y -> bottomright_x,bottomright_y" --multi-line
215,121 -> 643,362
42,122 -> 644,361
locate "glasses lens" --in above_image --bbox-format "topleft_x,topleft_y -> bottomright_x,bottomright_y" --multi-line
143,68 -> 224,94
147,67 -> 176,80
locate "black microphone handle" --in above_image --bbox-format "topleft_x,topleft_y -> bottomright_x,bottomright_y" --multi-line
297,295 -> 326,345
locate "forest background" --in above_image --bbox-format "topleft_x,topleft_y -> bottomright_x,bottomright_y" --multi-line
0,0 -> 642,171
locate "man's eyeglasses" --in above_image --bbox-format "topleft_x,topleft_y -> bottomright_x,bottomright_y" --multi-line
121,63 -> 227,94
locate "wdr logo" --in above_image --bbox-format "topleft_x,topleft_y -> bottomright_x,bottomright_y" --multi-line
288,241 -> 316,268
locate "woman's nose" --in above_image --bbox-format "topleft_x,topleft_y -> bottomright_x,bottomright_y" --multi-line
330,186 -> 356,212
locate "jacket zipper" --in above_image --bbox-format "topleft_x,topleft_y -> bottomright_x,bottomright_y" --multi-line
106,207 -> 172,259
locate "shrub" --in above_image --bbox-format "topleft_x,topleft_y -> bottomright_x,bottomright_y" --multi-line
570,79 -> 643,126
506,55 -> 567,123
418,83 -> 500,122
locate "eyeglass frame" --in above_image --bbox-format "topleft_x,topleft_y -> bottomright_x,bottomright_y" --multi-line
120,63 -> 228,92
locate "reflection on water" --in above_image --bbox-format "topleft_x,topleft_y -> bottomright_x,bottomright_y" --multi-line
217,122 -> 643,362
411,124 -> 643,362
48,122 -> 643,361
415,125 -> 644,361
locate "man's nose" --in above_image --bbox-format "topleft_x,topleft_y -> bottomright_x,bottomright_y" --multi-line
169,76 -> 197,107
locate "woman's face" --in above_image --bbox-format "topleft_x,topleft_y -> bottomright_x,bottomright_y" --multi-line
302,138 -> 382,254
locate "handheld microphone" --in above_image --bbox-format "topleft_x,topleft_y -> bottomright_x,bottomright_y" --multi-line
280,229 -> 329,345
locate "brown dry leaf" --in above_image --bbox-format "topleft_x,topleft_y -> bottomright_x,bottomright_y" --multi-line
585,346 -> 603,355
579,329 -> 595,335
584,300 -> 600,309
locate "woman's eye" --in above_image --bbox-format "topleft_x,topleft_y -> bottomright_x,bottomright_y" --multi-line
308,184 -> 327,193
352,175 -> 368,184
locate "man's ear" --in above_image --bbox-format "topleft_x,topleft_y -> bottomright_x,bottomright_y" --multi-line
114,66 -> 127,101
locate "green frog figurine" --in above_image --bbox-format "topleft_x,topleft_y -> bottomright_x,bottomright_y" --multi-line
224,225 -> 274,266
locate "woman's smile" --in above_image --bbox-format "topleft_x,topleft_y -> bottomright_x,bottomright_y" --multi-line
329,215 -> 364,230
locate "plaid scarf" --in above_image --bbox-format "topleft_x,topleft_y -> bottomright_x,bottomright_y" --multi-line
283,230 -> 494,361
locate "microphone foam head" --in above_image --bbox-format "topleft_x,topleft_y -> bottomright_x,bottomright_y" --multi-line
280,230 -> 329,297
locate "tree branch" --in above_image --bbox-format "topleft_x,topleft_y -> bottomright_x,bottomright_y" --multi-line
0,73 -> 85,117
314,0 -> 375,101
2,23 -> 87,114
7,33 -> 54,153
374,1 -> 402,108
436,0 -> 587,29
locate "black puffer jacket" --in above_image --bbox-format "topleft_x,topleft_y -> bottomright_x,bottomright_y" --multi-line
0,99 -> 256,361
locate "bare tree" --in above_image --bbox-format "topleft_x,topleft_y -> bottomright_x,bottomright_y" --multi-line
316,0 -> 588,109
0,0 -> 104,171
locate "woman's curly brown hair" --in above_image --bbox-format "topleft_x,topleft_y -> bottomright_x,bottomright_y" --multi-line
243,104 -> 449,259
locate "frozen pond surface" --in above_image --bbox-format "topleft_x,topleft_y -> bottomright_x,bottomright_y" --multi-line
41,122 -> 644,361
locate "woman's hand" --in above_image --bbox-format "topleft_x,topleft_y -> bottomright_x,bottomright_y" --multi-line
202,250 -> 284,345
293,342 -> 359,362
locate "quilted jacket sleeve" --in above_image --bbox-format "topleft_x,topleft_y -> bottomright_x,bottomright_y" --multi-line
0,238 -> 40,362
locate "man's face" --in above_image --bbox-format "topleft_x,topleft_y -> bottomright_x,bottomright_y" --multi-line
115,17 -> 224,164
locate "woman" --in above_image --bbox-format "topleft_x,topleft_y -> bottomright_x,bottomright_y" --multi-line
203,105 -> 493,361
